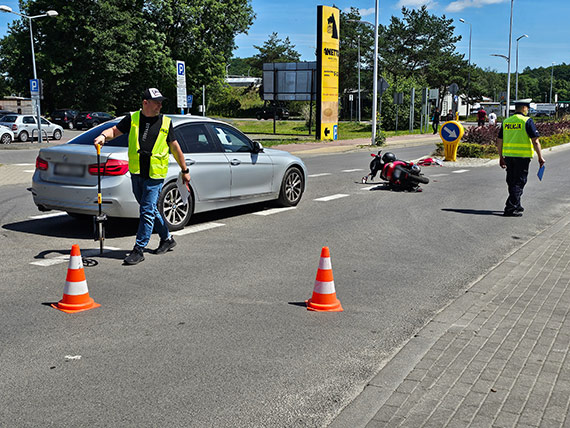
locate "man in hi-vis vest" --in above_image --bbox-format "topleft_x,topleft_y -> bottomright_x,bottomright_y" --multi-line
496,99 -> 545,217
94,88 -> 190,265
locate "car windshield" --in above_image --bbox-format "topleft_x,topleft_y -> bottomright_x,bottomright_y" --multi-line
67,119 -> 128,147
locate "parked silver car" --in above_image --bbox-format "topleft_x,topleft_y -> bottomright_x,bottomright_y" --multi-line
31,115 -> 307,230
0,125 -> 14,144
0,114 -> 64,142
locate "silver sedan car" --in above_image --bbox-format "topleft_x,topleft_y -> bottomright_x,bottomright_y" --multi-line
31,115 -> 307,230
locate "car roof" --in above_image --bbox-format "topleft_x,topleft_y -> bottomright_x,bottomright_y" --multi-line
110,113 -> 223,127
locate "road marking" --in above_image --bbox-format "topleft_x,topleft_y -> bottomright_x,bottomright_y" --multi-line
29,212 -> 67,220
314,194 -> 349,202
253,207 -> 296,216
24,170 -> 35,173
430,173 -> 449,177
171,222 -> 225,236
30,247 -> 121,266
452,169 -> 470,174
14,163 -> 34,166
342,169 -> 364,173
308,173 -> 332,178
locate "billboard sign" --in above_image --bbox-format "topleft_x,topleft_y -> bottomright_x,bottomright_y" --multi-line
262,62 -> 316,101
317,5 -> 340,140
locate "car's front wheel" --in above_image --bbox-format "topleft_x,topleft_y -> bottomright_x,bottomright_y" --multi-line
158,181 -> 193,231
277,166 -> 304,206
19,131 -> 29,142
53,129 -> 62,140
1,132 -> 12,144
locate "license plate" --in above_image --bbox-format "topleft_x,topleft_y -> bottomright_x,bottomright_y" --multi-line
54,163 -> 85,177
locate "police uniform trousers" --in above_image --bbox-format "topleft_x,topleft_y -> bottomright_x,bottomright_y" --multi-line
504,156 -> 530,213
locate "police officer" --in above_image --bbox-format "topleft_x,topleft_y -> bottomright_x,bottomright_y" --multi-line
496,99 -> 545,217
94,88 -> 191,264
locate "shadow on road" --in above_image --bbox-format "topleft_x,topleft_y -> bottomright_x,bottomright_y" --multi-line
442,208 -> 504,216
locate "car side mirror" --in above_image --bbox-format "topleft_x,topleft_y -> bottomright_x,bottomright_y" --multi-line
252,141 -> 264,153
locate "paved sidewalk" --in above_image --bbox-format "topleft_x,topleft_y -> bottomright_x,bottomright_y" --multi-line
331,212 -> 570,427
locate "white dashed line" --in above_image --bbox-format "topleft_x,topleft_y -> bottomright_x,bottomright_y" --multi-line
14,163 -> 34,166
429,173 -> 449,177
308,173 -> 332,178
314,194 -> 349,202
29,212 -> 67,220
30,247 -> 121,266
171,222 -> 225,236
253,207 -> 296,216
452,169 -> 470,174
342,169 -> 364,173
24,170 -> 35,173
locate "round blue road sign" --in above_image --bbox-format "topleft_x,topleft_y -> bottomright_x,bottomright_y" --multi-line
440,121 -> 463,143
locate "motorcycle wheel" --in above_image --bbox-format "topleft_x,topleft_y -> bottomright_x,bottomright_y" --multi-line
408,174 -> 429,184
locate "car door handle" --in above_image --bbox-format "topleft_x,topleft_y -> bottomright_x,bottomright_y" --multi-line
186,159 -> 196,165
230,159 -> 241,166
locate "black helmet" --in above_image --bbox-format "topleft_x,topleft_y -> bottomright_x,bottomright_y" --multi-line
382,152 -> 397,163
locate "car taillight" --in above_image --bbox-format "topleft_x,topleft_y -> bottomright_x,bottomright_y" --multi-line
11,124 -> 17,131
36,156 -> 48,171
88,159 -> 129,176
86,114 -> 92,119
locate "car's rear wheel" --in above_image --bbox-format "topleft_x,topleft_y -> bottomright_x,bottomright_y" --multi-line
158,181 -> 193,231
256,113 -> 262,120
53,129 -> 62,140
19,131 -> 29,142
1,132 -> 12,144
277,166 -> 304,206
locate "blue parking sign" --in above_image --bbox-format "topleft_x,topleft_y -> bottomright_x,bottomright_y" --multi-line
187,95 -> 193,108
30,79 -> 39,93
177,62 -> 185,76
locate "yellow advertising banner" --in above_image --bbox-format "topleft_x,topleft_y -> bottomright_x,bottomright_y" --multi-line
317,5 -> 339,141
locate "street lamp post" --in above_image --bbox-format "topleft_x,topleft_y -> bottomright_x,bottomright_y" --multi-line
505,0 -> 514,117
0,5 -> 58,143
550,62 -> 555,103
357,35 -> 361,122
515,34 -> 528,100
491,53 -> 509,115
348,8 -> 379,143
459,18 -> 472,116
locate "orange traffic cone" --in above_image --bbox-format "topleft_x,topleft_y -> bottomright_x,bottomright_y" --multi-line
51,245 -> 101,314
306,246 -> 343,312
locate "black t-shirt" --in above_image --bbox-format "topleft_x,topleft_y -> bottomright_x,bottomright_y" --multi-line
117,112 -> 175,178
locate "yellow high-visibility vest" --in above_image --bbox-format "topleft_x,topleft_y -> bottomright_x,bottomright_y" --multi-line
502,113 -> 533,158
128,111 -> 171,179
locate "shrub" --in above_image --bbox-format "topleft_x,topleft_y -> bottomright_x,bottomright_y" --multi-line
435,142 -> 498,157
462,125 -> 500,145
541,132 -> 570,148
535,121 -> 570,138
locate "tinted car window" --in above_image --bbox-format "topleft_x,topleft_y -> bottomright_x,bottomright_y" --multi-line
211,124 -> 253,153
67,120 -> 128,147
40,118 -> 49,125
23,116 -> 35,124
175,123 -> 219,154
1,115 -> 17,123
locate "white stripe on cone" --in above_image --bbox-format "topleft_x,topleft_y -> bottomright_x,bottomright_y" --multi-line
68,255 -> 83,270
313,280 -> 336,295
63,280 -> 89,296
318,257 -> 332,270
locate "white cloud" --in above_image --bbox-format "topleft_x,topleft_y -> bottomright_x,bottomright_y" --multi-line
359,7 -> 376,16
396,0 -> 438,8
445,0 -> 505,12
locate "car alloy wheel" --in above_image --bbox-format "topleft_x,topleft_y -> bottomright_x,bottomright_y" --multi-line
19,131 -> 29,142
53,130 -> 62,140
277,166 -> 304,207
158,181 -> 193,231
1,133 -> 11,144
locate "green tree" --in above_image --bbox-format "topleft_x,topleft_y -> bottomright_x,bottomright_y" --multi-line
0,0 -> 255,113
246,32 -> 301,76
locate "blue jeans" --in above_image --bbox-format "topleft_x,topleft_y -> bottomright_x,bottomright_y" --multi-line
131,175 -> 171,249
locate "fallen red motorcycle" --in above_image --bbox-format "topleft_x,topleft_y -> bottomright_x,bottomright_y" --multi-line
362,151 -> 429,191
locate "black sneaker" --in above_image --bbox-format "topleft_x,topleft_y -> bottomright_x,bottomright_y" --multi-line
124,247 -> 145,265
503,211 -> 523,217
155,237 -> 176,255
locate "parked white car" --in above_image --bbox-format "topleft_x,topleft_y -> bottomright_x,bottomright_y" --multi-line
31,115 -> 307,230
0,114 -> 63,142
0,125 -> 14,144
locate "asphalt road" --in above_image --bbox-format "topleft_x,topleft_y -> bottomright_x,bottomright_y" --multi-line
1,143 -> 569,427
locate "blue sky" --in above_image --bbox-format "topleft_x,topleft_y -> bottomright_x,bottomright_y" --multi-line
232,0 -> 569,72
0,0 -> 567,72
